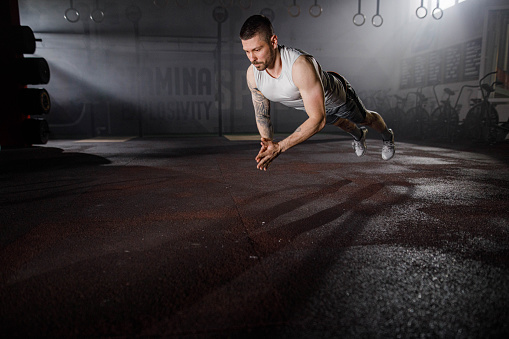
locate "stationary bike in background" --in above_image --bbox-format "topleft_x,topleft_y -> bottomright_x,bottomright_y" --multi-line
401,88 -> 430,139
462,71 -> 509,144
383,94 -> 407,134
429,85 -> 460,142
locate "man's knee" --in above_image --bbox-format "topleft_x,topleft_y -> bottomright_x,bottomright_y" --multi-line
334,118 -> 356,132
360,111 -> 379,125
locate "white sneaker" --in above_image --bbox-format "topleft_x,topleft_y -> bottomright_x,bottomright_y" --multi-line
382,129 -> 395,160
352,127 -> 368,157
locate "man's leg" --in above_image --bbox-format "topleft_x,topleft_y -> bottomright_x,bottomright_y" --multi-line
343,83 -> 395,160
332,118 -> 368,157
359,111 -> 395,160
332,117 -> 361,138
326,72 -> 395,160
359,110 -> 391,139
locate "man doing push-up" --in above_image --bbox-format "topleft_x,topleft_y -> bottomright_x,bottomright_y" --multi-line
240,15 -> 395,171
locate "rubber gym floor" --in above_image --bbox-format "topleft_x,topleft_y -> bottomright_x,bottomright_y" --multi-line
1,134 -> 508,338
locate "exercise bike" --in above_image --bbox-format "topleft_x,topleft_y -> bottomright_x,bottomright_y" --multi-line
462,71 -> 506,144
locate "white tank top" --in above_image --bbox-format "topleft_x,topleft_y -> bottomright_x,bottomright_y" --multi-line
253,45 -> 346,111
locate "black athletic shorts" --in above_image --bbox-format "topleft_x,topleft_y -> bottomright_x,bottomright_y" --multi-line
325,72 -> 368,125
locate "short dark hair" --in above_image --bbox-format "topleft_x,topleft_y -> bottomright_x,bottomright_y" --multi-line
239,15 -> 274,43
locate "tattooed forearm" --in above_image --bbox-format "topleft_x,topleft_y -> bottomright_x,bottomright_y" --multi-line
247,68 -> 273,139
252,90 -> 273,139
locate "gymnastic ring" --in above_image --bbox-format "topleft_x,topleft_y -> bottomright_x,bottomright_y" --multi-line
64,7 -> 80,23
372,14 -> 383,27
213,6 -> 229,23
432,7 -> 443,20
353,13 -> 365,26
90,9 -> 104,23
416,6 -> 427,18
260,8 -> 275,22
153,0 -> 169,8
288,1 -> 300,17
416,0 -> 427,19
309,3 -> 322,18
372,0 -> 383,27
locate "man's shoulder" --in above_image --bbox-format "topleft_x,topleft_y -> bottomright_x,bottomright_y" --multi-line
281,45 -> 311,58
292,54 -> 317,71
246,64 -> 256,89
246,64 -> 254,77
283,46 -> 315,73
292,55 -> 322,89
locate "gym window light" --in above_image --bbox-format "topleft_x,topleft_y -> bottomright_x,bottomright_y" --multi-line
426,0 -> 472,11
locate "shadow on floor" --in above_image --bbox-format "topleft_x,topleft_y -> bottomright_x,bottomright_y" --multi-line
0,147 -> 111,174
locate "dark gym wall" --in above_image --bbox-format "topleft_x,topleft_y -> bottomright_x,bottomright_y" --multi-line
17,0 -> 508,137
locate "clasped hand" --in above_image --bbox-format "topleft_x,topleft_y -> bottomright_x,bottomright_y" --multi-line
255,138 -> 281,171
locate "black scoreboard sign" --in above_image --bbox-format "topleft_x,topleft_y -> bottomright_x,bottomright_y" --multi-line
400,38 -> 482,89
